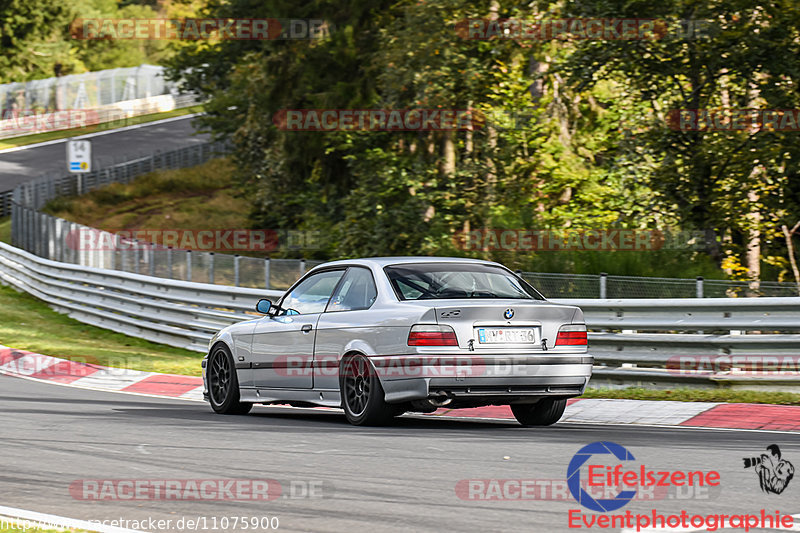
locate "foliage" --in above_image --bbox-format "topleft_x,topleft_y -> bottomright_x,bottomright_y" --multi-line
0,0 -> 204,83
167,0 -> 800,279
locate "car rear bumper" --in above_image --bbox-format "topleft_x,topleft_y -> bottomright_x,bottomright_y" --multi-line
370,353 -> 593,403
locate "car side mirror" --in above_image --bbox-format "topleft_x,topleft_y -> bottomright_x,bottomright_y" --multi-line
256,299 -> 272,314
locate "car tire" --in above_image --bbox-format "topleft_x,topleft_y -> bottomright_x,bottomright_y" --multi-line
511,398 -> 567,427
340,353 -> 394,426
207,344 -> 252,415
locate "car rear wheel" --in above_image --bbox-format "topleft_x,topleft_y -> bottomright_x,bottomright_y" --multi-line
208,344 -> 252,415
340,354 -> 394,426
511,398 -> 567,427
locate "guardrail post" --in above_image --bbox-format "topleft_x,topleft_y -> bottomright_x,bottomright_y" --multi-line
300,258 -> 306,276
186,250 -> 192,281
28,208 -> 34,253
23,208 -> 29,252
67,221 -> 75,263
54,217 -> 61,261
47,215 -> 55,260
120,242 -> 128,272
34,211 -> 41,257
234,254 -> 240,287
109,235 -> 116,270
264,257 -> 271,289
148,245 -> 155,276
696,276 -> 704,298
167,247 -> 173,278
208,253 -> 214,284
599,272 -> 608,299
133,241 -> 140,274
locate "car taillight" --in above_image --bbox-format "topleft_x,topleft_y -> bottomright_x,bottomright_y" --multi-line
555,324 -> 588,346
407,325 -> 458,346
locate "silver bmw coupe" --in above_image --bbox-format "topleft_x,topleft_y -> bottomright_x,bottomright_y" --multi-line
203,257 -> 592,426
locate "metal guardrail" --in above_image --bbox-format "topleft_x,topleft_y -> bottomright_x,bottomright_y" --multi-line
0,240 -> 280,352
1,240 -> 798,391
553,297 -> 800,390
552,297 -> 800,331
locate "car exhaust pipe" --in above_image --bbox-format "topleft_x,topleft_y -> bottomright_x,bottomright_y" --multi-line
428,392 -> 453,407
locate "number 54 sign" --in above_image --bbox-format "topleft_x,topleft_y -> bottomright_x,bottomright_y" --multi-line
67,140 -> 91,173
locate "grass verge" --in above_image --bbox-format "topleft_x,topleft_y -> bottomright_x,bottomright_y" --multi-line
0,105 -> 203,151
0,217 -> 10,244
42,157 -> 247,236
584,387 -> 800,405
0,283 -> 203,376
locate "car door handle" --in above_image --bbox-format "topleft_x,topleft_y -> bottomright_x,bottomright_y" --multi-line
301,324 -> 313,333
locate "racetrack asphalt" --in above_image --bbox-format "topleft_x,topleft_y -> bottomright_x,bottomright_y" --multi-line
0,116 -> 210,191
2,374 -> 799,532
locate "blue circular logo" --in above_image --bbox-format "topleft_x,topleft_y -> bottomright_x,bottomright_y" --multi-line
567,441 -> 637,512
503,308 -> 514,319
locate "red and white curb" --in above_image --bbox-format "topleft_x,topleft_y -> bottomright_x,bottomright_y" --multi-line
2,345 -> 800,431
0,346 -> 204,401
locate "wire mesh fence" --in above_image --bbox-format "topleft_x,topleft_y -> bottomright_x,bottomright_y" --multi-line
0,64 -> 177,113
12,207 -> 326,289
518,272 -> 800,299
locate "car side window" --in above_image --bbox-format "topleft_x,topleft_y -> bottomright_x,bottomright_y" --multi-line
326,267 -> 378,312
279,270 -> 345,315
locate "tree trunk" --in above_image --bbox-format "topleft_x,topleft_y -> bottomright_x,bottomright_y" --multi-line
782,222 -> 800,296
745,173 -> 761,292
442,130 -> 456,177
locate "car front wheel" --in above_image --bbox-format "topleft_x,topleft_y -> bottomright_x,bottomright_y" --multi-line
511,398 -> 567,426
340,354 -> 394,426
208,344 -> 252,415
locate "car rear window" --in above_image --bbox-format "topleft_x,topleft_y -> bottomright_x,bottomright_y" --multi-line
384,263 -> 545,301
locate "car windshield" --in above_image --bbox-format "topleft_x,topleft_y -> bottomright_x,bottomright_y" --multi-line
384,263 -> 545,301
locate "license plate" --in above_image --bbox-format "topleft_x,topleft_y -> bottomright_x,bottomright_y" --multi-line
476,327 -> 538,344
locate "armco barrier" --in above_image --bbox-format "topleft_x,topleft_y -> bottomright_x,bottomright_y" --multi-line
0,241 -> 280,352
1,240 -> 799,390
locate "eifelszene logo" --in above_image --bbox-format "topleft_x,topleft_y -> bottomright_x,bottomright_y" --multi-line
568,441 -> 637,512
567,441 -> 721,513
743,445 -> 795,495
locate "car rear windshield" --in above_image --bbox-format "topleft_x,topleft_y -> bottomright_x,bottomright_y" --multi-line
384,263 -> 545,301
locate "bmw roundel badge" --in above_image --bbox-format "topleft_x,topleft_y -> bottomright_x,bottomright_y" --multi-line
504,308 -> 514,319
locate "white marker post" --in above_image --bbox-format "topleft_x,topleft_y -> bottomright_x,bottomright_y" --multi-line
66,139 -> 91,194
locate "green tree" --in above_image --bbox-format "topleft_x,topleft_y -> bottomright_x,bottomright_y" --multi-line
0,0 -> 73,82
558,0 -> 800,282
